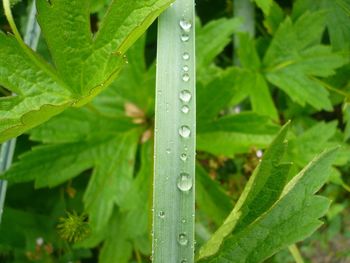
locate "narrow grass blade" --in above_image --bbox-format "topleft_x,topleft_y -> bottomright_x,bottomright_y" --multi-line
0,0 -> 41,224
152,0 -> 196,262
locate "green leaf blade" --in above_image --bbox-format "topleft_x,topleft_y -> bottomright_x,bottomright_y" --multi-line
36,0 -> 93,95
197,125 -> 338,262
263,12 -> 347,111
0,33 -> 72,143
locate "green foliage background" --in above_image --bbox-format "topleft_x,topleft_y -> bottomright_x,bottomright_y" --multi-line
0,0 -> 350,262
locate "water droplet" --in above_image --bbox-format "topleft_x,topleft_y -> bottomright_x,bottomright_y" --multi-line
181,105 -> 190,114
36,237 -> 44,246
180,34 -> 190,42
180,153 -> 188,161
181,260 -> 187,263
179,19 -> 192,32
234,106 -> 241,114
182,73 -> 190,82
179,90 -> 192,103
178,233 -> 189,246
159,211 -> 165,218
179,125 -> 191,138
181,218 -> 186,223
256,149 -> 263,158
166,148 -> 171,154
183,65 -> 189,72
182,52 -> 190,61
177,172 -> 193,191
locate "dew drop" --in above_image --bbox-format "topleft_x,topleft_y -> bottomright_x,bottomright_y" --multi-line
179,90 -> 192,103
180,153 -> 188,161
182,73 -> 190,82
178,233 -> 189,246
182,52 -> 190,61
180,34 -> 190,42
183,65 -> 189,72
179,125 -> 191,138
181,218 -> 186,223
159,211 -> 165,218
181,260 -> 187,263
166,148 -> 171,154
256,149 -> 263,158
179,19 -> 192,32
181,105 -> 190,114
177,172 -> 193,191
234,106 -> 241,114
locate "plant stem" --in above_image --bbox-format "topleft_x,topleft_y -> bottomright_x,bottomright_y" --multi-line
0,0 -> 40,224
233,0 -> 255,65
289,244 -> 305,263
152,0 -> 196,262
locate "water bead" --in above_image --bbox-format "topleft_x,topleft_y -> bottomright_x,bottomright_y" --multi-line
180,34 -> 190,42
182,73 -> 190,82
179,19 -> 192,32
178,233 -> 189,246
179,125 -> 191,138
158,211 -> 165,218
181,105 -> 190,114
182,52 -> 190,60
177,172 -> 193,191
179,90 -> 192,103
180,153 -> 188,161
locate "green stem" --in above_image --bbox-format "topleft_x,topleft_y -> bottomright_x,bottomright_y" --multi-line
152,0 -> 196,262
233,0 -> 255,65
289,244 -> 305,263
0,0 -> 41,224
